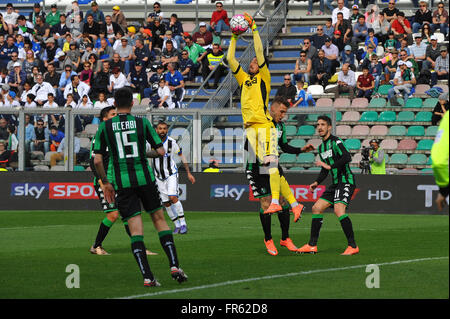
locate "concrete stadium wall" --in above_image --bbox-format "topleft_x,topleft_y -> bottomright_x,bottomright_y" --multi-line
0,172 -> 444,214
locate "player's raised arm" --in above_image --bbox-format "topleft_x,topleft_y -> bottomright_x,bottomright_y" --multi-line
226,31 -> 240,73
244,13 -> 269,81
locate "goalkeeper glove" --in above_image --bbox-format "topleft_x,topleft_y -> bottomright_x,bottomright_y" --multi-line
244,12 -> 257,31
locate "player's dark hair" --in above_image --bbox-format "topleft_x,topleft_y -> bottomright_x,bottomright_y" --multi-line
318,115 -> 332,126
156,120 -> 168,127
114,87 -> 133,109
100,106 -> 115,121
272,96 -> 289,108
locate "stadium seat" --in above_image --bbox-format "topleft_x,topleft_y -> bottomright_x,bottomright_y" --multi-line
387,125 -> 406,136
414,84 -> 430,96
389,153 -> 408,164
307,85 -> 324,95
416,139 -> 434,150
434,84 -> 448,93
34,165 -> 49,171
79,137 -> 91,149
280,153 -> 297,164
425,126 -> 439,136
423,98 -> 439,108
336,125 -> 352,135
351,98 -> 368,108
285,125 -> 297,136
420,168 -> 434,174
369,98 -> 387,108
378,111 -> 397,122
74,165 -> 85,171
44,151 -> 58,162
316,98 -> 333,108
387,97 -> 404,107
282,39 -> 303,46
140,98 -> 150,106
396,111 -> 415,122
380,139 -> 398,150
297,125 -> 316,136
351,153 -> 362,164
306,138 -> 322,149
289,139 -> 306,148
307,167 -> 322,171
408,154 -> 427,165
427,156 -> 432,165
307,114 -> 319,122
84,124 -> 98,136
334,98 -> 351,108
397,139 -> 418,150
369,125 -> 388,136
297,153 -> 315,164
414,111 -> 432,122
361,138 -> 372,148
344,139 -> 361,150
273,51 -> 300,58
336,111 -> 343,121
352,125 -> 370,136
405,98 -> 423,108
289,167 -> 305,171
359,111 -> 378,122
406,125 -> 425,136
401,168 -> 419,174
342,111 -> 361,121
377,84 -> 392,95
51,166 -> 65,171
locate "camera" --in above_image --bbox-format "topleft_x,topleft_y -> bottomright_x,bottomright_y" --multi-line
359,146 -> 372,174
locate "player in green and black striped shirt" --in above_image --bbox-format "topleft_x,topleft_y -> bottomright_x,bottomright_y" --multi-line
297,115 -> 359,256
93,87 -> 188,287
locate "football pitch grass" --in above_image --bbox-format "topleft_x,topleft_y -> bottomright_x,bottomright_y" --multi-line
0,210 -> 448,299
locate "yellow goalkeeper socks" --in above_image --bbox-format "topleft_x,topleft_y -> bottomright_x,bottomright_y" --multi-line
268,167 -> 281,203
280,176 -> 297,207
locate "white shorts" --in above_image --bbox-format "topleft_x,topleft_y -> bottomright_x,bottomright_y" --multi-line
156,174 -> 179,203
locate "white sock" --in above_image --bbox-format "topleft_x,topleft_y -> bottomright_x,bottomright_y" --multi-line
165,205 -> 178,221
170,206 -> 182,228
291,202 -> 298,208
172,201 -> 186,227
271,198 -> 279,205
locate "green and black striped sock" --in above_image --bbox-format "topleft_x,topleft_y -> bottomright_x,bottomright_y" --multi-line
94,217 -> 114,248
159,230 -> 179,268
259,208 -> 272,241
339,214 -> 356,248
308,214 -> 323,247
278,205 -> 291,240
131,235 -> 154,280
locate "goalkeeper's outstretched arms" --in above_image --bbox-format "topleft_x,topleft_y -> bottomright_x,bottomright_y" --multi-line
244,13 -> 270,81
226,30 -> 240,74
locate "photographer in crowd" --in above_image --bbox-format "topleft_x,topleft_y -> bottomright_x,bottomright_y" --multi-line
368,139 -> 386,175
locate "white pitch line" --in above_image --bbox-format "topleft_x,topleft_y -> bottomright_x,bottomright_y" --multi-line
0,225 -> 70,231
115,256 -> 449,299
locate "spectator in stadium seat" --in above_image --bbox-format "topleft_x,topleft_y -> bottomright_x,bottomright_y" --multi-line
350,5 -> 364,26
384,49 -> 399,83
307,0 -> 325,16
325,63 -> 356,99
365,28 -> 378,51
50,135 -> 86,167
301,39 -> 317,61
69,14 -> 84,45
364,4 -> 379,29
31,118 -> 49,154
193,23 -> 213,50
357,66 -> 375,99
168,14 -> 184,49
0,139 -> 11,169
115,38 -> 133,76
331,0 -> 350,25
202,43 -> 226,89
332,30 -> 345,53
210,2 -> 230,35
292,50 -> 311,85
84,2 -> 105,25
34,16 -> 51,43
352,15 -> 368,45
32,74 -> 55,107
156,78 -> 175,109
409,33 -> 427,71
341,45 -> 356,71
149,2 -> 166,23
391,12 -> 413,45
382,0 -> 399,24
91,61 -> 111,99
7,62 -> 26,95
0,35 -> 18,70
368,54 -> 382,92
3,3 -> 18,36
133,38 -> 154,69
310,26 -> 327,51
323,18 -> 334,38
373,13 -> 390,45
102,15 -> 124,43
431,2 -> 448,38
276,74 -> 297,105
0,118 -> 8,140
52,14 -> 71,49
46,4 -> 61,28
49,126 -> 64,152
412,1 -> 432,34
311,49 -> 331,87
334,12 -> 352,45
388,60 -> 416,106
79,61 -> 94,86
422,35 -> 440,72
16,15 -> 35,42
83,14 -> 101,43
432,92 -> 449,125
109,53 -> 125,74
321,37 -> 339,75
292,80 -> 313,108
431,46 -> 449,86
111,6 -> 127,33
108,67 -> 129,94
96,38 -> 113,64
130,61 -> 152,99
165,62 -> 185,107
162,31 -> 178,50
183,35 -> 207,78
179,50 -> 195,82
161,40 -> 179,69
64,74 -> 91,105
29,3 -> 46,26
150,19 -> 166,50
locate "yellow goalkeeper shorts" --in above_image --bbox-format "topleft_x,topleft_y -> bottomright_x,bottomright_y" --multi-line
246,122 -> 279,163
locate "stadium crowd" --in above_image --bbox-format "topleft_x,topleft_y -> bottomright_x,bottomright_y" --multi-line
0,0 -> 448,170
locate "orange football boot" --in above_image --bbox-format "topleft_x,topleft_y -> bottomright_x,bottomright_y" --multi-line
264,239 -> 278,256
264,203 -> 282,215
341,246 -> 359,256
296,243 -> 318,254
292,204 -> 305,223
280,238 -> 298,252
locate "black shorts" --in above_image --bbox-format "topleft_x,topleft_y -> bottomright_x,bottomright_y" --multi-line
246,163 -> 284,199
320,183 -> 356,207
116,183 -> 163,221
95,183 -> 118,213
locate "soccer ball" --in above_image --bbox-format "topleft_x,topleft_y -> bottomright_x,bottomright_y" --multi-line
230,14 -> 249,35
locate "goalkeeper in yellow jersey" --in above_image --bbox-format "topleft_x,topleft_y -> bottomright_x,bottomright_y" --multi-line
227,13 -> 300,217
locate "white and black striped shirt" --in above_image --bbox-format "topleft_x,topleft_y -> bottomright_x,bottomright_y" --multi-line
152,136 -> 181,180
